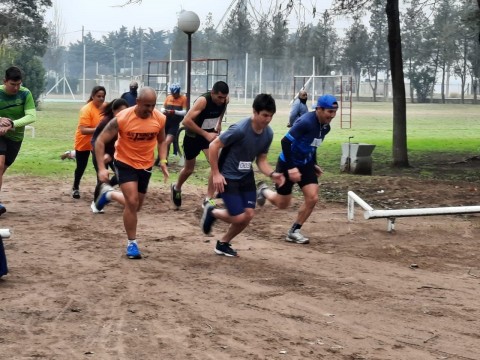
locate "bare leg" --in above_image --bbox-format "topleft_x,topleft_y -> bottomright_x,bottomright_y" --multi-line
175,158 -> 196,190
263,188 -> 291,209
120,181 -> 145,240
212,208 -> 255,243
0,155 -> 6,191
294,183 -> 319,225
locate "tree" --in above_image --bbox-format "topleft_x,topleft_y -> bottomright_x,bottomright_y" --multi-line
308,11 -> 338,77
270,12 -> 289,94
335,0 -> 409,167
0,0 -> 52,102
341,15 -> 371,100
402,0 -> 436,103
0,0 -> 52,56
195,13 -> 219,59
432,0 -> 459,103
367,0 -> 389,102
219,2 -> 252,87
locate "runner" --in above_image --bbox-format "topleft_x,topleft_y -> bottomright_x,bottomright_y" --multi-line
200,94 -> 284,257
170,81 -> 229,209
94,87 -> 168,259
256,94 -> 338,244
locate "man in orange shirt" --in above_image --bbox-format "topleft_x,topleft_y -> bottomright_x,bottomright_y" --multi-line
94,87 -> 168,259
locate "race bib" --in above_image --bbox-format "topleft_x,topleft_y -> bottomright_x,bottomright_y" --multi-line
311,138 -> 323,147
238,161 -> 252,171
201,117 -> 218,129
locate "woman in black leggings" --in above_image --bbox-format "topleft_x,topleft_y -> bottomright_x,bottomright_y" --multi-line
71,86 -> 106,199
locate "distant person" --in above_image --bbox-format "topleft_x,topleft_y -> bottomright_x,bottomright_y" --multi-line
94,87 -> 169,259
257,94 -> 338,244
287,90 -> 308,127
200,94 -> 284,257
0,66 -> 36,215
71,85 -> 106,199
90,98 -> 129,213
121,81 -> 138,107
170,81 -> 229,209
154,83 -> 187,166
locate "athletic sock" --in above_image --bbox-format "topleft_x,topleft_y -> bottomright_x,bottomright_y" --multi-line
291,223 -> 302,232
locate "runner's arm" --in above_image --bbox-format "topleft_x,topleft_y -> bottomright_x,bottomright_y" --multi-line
182,97 -> 207,137
95,118 -> 118,174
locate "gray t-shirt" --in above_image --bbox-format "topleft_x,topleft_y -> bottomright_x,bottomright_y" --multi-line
218,117 -> 273,180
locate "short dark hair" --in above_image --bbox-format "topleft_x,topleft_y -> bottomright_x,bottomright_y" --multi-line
252,93 -> 276,114
101,98 -> 129,119
5,66 -> 23,82
211,81 -> 229,95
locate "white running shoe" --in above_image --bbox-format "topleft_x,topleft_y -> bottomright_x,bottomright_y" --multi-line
285,229 -> 310,244
90,201 -> 104,214
256,181 -> 269,207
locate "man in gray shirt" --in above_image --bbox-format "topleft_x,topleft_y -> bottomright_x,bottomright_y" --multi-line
200,94 -> 285,257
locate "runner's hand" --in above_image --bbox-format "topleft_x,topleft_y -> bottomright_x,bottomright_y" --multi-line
159,163 -> 169,183
212,172 -> 227,193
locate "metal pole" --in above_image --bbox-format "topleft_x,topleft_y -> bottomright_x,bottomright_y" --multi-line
186,33 -> 192,110
82,26 -> 86,101
244,52 -> 248,104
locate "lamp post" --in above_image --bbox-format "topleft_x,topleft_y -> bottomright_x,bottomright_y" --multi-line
178,11 -> 200,110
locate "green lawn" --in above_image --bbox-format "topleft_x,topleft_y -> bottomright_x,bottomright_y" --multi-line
11,100 -> 480,185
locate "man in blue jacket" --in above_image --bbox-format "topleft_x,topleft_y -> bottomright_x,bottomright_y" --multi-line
257,94 -> 338,244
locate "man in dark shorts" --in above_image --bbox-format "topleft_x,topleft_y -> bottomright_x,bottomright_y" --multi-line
200,94 -> 284,257
94,87 -> 168,259
170,81 -> 229,209
155,83 -> 187,166
0,66 -> 36,215
256,94 -> 338,244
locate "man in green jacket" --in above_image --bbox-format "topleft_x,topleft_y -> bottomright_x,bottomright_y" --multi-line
0,66 -> 36,215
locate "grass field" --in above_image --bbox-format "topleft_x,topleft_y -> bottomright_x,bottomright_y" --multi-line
11,99 -> 480,185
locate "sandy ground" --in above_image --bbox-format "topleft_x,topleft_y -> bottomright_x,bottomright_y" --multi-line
1,172 -> 479,360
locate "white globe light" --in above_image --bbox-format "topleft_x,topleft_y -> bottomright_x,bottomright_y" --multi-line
331,71 -> 336,76
178,11 -> 200,34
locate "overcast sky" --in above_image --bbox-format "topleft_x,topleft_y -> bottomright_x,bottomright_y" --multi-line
46,0 -> 338,45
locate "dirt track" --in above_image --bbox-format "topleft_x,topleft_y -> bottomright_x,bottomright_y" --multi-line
1,175 -> 479,359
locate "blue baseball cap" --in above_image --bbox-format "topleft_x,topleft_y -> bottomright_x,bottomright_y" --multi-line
315,94 -> 338,109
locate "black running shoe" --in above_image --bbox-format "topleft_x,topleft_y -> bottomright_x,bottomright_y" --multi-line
72,188 -> 80,199
0,204 -> 6,216
200,203 -> 216,234
214,241 -> 238,257
171,184 -> 182,208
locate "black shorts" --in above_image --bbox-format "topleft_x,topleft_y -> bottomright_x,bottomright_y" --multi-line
114,160 -> 152,194
0,137 -> 22,167
183,129 -> 217,161
165,118 -> 181,137
275,161 -> 318,196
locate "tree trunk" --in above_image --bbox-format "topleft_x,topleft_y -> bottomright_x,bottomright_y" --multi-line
430,49 -> 440,102
386,0 -> 409,167
441,61 -> 446,103
408,58 -> 414,103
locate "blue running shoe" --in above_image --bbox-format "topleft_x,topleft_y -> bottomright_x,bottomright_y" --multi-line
95,183 -> 113,211
0,204 -> 6,216
126,242 -> 142,259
